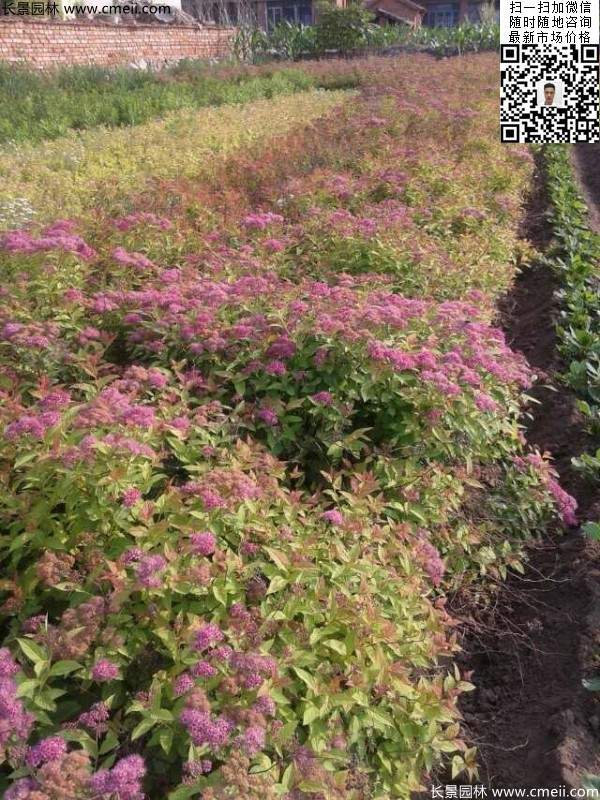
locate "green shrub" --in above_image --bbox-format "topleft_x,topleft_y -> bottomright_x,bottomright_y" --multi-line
544,145 -> 600,443
313,3 -> 378,54
0,375 -> 473,798
0,62 -> 317,144
232,15 -> 499,63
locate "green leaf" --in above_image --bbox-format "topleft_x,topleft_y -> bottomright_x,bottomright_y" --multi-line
49,660 -> 81,677
14,452 -> 37,469
303,704 -> 320,725
15,678 -> 38,698
131,717 -> 156,740
99,731 -> 119,755
266,575 -> 288,595
366,708 -> 393,729
583,521 -> 600,541
168,786 -> 198,800
277,720 -> 297,745
323,639 -> 346,656
151,708 -> 174,722
34,660 -> 47,678
451,755 -> 465,779
61,729 -> 98,757
351,689 -> 369,707
280,763 -> 294,790
299,780 -> 328,792
378,751 -> 393,773
212,582 -> 227,606
33,689 -> 58,711
264,547 -> 290,570
17,638 -> 48,665
293,667 -> 317,692
438,740 -> 459,753
159,727 -> 174,754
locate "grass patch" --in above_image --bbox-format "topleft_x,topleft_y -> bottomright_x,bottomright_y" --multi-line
0,61 -> 320,144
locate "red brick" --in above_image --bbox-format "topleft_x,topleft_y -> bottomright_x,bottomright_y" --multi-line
0,17 -> 234,68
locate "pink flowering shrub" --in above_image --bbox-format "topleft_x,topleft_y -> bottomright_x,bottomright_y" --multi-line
0,400 -> 464,797
0,360 -> 563,799
78,266 -> 536,496
0,54 -> 569,800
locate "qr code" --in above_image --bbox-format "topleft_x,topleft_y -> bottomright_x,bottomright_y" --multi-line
501,43 -> 600,142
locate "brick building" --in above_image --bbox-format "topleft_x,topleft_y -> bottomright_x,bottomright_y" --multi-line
420,0 -> 498,25
182,0 -> 347,29
181,0 -> 497,30
364,0 -> 424,27
371,0 -> 497,27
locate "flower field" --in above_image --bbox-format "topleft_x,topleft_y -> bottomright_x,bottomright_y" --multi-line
0,89 -> 347,229
0,53 -> 578,800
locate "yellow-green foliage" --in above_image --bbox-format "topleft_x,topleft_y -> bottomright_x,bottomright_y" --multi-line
0,89 -> 349,229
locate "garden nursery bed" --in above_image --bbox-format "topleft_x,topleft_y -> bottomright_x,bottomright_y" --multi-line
1,51 -> 600,800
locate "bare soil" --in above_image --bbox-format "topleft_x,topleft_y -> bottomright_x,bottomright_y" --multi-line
454,148 -> 600,789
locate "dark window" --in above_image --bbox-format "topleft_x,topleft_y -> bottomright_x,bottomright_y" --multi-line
424,2 -> 459,25
267,4 -> 283,25
266,0 -> 312,28
467,2 -> 480,19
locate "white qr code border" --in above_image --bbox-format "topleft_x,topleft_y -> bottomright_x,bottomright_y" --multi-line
501,43 -> 600,143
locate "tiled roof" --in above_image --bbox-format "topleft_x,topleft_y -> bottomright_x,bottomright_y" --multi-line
366,0 -> 426,14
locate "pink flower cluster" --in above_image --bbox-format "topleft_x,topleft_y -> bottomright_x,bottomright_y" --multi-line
415,537 -> 446,587
1,220 -> 96,261
113,212 -> 173,231
113,247 -> 155,271
0,648 -> 34,750
312,391 -> 333,406
322,509 -> 343,526
77,701 -> 110,734
122,487 -> 142,508
228,649 -> 277,690
26,736 -> 66,767
190,531 -> 217,556
1,320 -> 58,351
179,708 -> 234,749
89,754 -> 146,800
242,212 -> 284,230
173,672 -> 195,696
236,724 -> 265,756
181,469 -> 263,510
76,386 -> 157,431
256,407 -> 278,427
135,554 -> 167,588
91,658 -> 119,682
513,453 -> 578,526
5,411 -> 59,441
191,660 -> 217,679
548,478 -> 578,527
194,622 -> 224,652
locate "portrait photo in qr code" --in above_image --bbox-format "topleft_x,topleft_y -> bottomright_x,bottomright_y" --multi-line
501,44 -> 600,142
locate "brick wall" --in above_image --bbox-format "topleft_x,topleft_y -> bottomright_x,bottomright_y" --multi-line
0,17 -> 235,69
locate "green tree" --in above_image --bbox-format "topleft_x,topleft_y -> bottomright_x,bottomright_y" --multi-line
314,2 -> 377,55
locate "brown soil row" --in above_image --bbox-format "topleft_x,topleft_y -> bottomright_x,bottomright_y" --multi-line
456,146 -> 600,790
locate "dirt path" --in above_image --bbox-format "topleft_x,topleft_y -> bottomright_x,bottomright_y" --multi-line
455,150 -> 600,790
